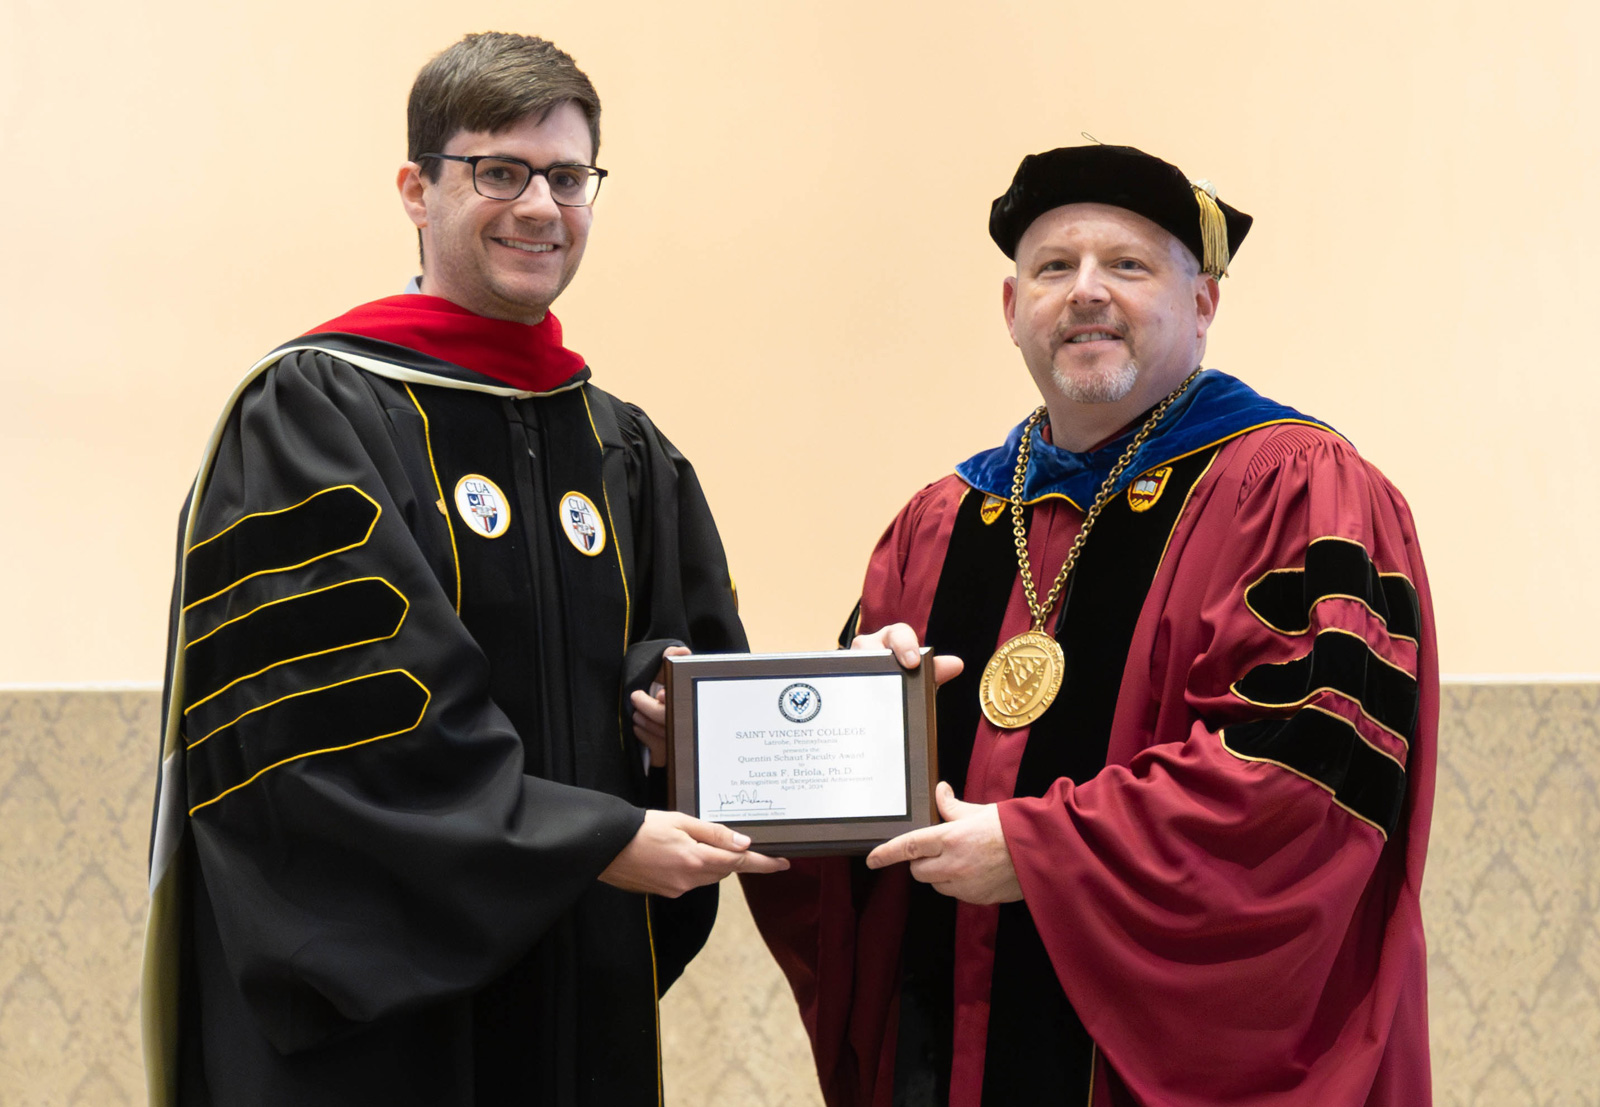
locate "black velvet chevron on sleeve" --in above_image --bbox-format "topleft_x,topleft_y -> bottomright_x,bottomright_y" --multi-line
1228,617 -> 1418,836
1222,708 -> 1406,835
1245,537 -> 1420,641
186,670 -> 431,815
183,485 -> 381,607
1232,628 -> 1419,741
184,578 -> 409,708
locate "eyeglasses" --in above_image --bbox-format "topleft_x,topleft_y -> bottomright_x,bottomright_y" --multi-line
417,154 -> 608,207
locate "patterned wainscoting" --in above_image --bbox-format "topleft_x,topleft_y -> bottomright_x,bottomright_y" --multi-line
1425,684 -> 1600,1105
0,691 -> 155,1105
1,684 -> 1595,1106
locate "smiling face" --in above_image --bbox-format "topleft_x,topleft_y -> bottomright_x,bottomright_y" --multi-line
1003,202 -> 1219,446
398,100 -> 595,324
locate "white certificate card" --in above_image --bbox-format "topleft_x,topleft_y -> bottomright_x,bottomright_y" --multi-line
693,673 -> 908,822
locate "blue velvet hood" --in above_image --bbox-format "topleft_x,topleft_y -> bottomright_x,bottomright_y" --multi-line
956,370 -> 1336,509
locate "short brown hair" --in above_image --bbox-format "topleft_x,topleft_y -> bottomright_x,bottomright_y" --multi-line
408,33 -> 601,179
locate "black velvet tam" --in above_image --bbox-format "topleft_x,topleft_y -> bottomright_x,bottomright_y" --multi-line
989,144 -> 1252,264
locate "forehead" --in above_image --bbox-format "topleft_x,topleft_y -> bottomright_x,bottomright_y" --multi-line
1014,202 -> 1188,263
441,101 -> 595,161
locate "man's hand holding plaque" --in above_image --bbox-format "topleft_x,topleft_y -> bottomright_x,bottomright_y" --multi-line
599,809 -> 789,895
631,645 -> 691,767
865,781 -> 1021,904
852,625 -> 1019,904
617,646 -> 790,892
850,622 -> 965,687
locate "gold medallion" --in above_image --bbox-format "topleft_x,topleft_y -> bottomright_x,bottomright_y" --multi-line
979,368 -> 1202,729
979,630 -> 1065,728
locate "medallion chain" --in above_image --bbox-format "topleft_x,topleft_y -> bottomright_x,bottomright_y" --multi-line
1009,366 -> 1203,632
976,367 -> 1204,729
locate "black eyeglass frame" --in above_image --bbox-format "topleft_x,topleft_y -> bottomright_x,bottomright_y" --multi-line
417,153 -> 609,206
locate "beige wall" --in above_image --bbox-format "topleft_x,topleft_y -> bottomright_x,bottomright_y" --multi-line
3,0 -> 1598,681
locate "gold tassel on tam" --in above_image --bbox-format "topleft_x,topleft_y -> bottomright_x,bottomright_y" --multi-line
1190,178 -> 1230,277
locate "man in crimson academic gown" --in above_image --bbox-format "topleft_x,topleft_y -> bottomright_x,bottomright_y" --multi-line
741,145 -> 1437,1106
140,32 -> 785,1107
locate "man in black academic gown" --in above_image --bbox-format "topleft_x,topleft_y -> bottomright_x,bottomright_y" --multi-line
141,32 -> 785,1107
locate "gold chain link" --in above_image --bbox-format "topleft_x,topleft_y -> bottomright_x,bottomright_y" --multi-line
1010,367 -> 1203,631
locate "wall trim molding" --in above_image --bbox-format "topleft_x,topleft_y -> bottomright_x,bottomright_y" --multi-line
1439,673 -> 1600,684
0,681 -> 162,692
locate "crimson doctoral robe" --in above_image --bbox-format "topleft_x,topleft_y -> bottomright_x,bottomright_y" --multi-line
744,371 -> 1436,1107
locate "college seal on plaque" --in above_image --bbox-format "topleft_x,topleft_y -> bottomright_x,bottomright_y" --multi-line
778,682 -> 822,723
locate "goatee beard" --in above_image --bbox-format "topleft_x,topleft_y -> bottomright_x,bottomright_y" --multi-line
1052,358 -> 1139,404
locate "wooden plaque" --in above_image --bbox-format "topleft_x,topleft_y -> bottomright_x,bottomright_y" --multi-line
665,649 -> 938,856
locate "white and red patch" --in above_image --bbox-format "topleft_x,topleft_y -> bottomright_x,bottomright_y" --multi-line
454,475 -> 511,539
559,491 -> 606,555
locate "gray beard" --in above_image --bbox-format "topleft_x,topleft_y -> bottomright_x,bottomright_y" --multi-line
1052,357 -> 1139,404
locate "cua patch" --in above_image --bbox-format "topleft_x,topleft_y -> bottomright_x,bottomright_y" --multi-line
980,494 -> 1007,525
559,491 -> 606,555
454,474 -> 511,538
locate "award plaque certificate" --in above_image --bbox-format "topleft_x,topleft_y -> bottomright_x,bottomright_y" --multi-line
664,649 -> 938,855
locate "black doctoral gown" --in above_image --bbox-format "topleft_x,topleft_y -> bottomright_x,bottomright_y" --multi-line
144,332 -> 745,1106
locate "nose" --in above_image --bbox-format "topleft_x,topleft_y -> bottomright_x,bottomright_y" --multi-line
1067,261 -> 1110,306
511,173 -> 561,223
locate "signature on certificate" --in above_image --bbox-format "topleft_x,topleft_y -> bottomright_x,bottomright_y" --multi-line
715,789 -> 776,811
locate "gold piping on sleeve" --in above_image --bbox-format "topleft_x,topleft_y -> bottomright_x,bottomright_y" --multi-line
187,662 -> 419,752
181,485 -> 382,612
185,575 -> 404,650
1245,586 -> 1421,645
1227,626 -> 1417,749
1218,703 -> 1396,838
186,669 -> 431,814
1242,536 -> 1420,644
1085,1043 -> 1097,1106
182,577 -> 410,718
403,383 -> 462,613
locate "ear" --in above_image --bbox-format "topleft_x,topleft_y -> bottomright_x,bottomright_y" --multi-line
397,163 -> 429,230
1194,275 -> 1221,338
1002,274 -> 1020,347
